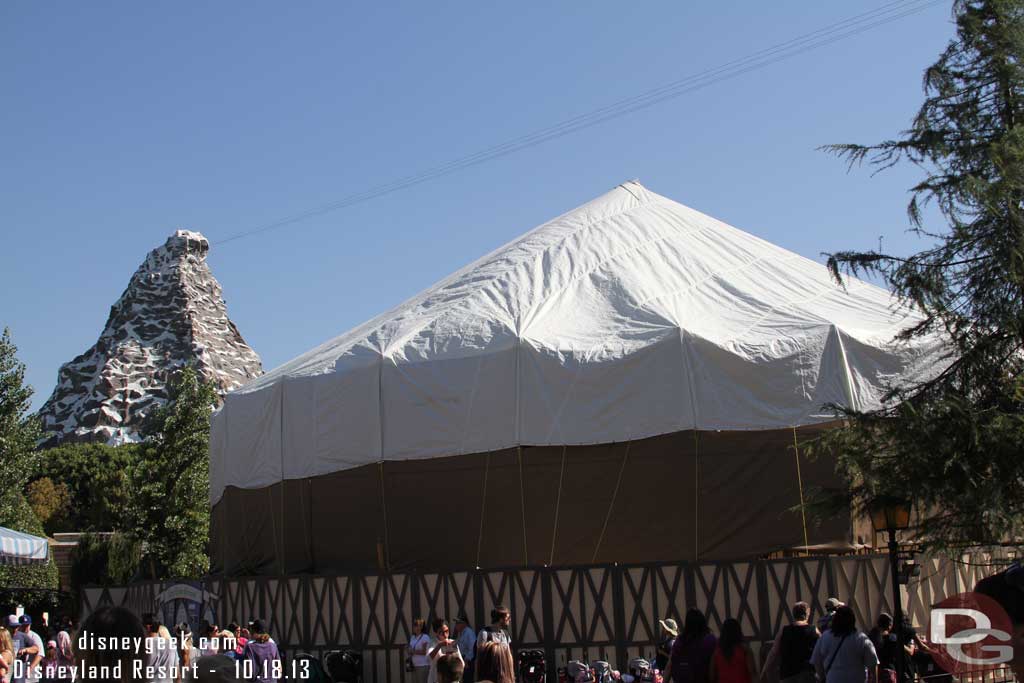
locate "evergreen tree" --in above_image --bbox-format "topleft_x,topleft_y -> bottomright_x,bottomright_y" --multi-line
819,0 -> 1024,549
125,366 -> 218,579
0,328 -> 42,523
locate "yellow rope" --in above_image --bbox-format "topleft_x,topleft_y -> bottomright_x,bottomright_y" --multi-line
475,452 -> 491,567
379,461 -> 391,571
549,446 -> 567,566
792,427 -> 810,554
518,446 -> 529,565
693,431 -> 700,562
592,442 -> 631,563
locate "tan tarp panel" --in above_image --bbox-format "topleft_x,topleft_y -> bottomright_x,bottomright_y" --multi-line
211,425 -> 847,575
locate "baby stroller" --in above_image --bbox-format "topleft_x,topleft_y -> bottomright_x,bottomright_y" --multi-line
323,649 -> 362,683
518,649 -> 547,683
565,660 -> 595,683
626,657 -> 655,682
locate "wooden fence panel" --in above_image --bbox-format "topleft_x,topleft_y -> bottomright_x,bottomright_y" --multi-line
309,576 -> 356,649
762,557 -> 832,637
831,556 -> 892,630
84,551 -> 1015,682
692,561 -> 761,640
266,577 -> 306,652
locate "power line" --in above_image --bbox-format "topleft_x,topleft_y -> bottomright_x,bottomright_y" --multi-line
215,0 -> 946,246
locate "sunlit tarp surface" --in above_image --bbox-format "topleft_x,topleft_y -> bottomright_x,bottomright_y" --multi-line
211,181 -> 943,504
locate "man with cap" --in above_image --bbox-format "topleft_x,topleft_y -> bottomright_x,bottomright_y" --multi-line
655,618 -> 678,672
453,614 -> 476,683
817,598 -> 843,633
13,615 -> 43,683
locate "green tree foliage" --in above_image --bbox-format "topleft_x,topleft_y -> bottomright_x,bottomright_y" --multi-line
124,367 -> 218,579
69,531 -> 141,587
107,531 -> 143,584
0,493 -> 60,611
25,477 -> 72,532
820,0 -> 1024,549
33,442 -> 140,533
0,328 -> 41,523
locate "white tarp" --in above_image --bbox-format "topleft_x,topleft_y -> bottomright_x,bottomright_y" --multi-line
210,181 -> 946,504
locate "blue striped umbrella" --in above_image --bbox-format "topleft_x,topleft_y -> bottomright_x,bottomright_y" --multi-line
0,526 -> 49,566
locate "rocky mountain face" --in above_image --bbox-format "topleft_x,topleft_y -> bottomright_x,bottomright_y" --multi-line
37,230 -> 263,447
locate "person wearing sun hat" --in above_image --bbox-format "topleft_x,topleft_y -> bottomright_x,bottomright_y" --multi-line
817,598 -> 844,633
656,617 -> 679,672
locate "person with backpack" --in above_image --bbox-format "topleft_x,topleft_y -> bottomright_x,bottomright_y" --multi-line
475,606 -> 511,650
709,619 -> 756,683
810,606 -> 878,683
663,609 -> 717,683
759,601 -> 819,683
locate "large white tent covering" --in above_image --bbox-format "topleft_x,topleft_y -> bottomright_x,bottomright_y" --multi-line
209,181 -> 945,573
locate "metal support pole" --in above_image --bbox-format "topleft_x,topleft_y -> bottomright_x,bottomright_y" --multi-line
888,528 -> 904,683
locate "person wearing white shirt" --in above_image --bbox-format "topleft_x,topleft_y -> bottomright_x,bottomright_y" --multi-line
409,618 -> 431,683
811,606 -> 878,683
428,620 -> 462,683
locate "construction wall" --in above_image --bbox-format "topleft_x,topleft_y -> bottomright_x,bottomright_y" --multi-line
211,426 -> 847,575
80,550 -> 1010,683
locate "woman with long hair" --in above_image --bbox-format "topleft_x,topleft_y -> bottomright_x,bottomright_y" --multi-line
475,640 -> 515,683
0,629 -> 14,683
810,605 -> 878,683
710,619 -> 756,683
664,609 -> 717,683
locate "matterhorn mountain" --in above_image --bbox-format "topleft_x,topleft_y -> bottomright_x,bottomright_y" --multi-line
37,230 -> 263,447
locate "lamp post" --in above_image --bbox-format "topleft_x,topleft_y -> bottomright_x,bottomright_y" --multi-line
869,497 -> 912,683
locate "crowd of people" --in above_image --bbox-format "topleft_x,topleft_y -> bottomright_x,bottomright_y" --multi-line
406,606 -> 514,683
1,562 -> 1021,683
0,615 -> 75,683
0,609 -> 284,683
402,572 -> 1024,683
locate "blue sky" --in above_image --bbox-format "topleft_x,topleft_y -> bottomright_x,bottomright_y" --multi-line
2,1 -> 954,411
